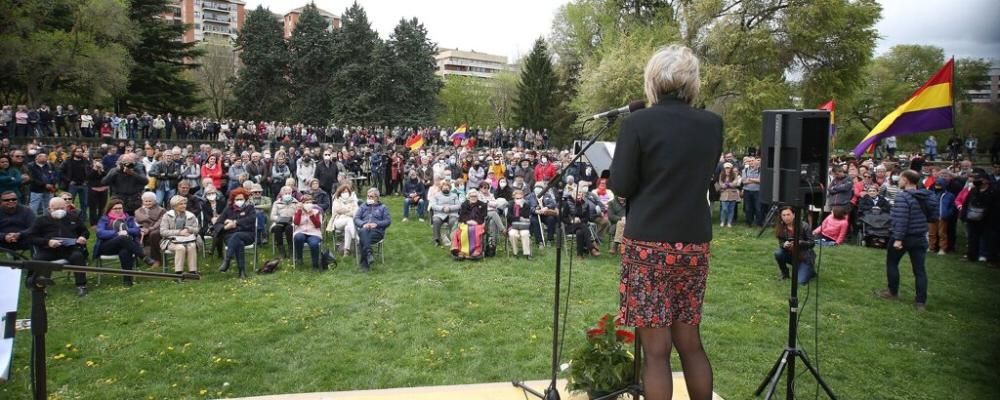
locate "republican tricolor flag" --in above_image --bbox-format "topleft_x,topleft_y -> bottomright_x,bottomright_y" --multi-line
817,100 -> 836,138
852,58 -> 954,157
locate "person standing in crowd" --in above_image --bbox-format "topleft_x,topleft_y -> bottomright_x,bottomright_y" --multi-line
59,147 -> 91,223
94,199 -> 157,287
86,154 -> 110,225
316,149 -> 339,195
201,154 -> 223,190
827,164 -> 853,220
270,152 -> 292,196
928,170 -> 956,255
773,206 -> 817,282
150,149 -> 181,206
742,157 -> 762,226
26,152 -> 58,215
876,170 -> 936,312
965,135 -> 978,162
102,153 -> 148,215
22,197 -> 90,296
715,162 -> 741,228
354,188 -> 391,272
959,169 -> 997,264
609,45 -> 720,400
924,135 -> 938,161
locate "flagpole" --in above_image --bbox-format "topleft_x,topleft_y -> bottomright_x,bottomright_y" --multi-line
951,56 -> 959,142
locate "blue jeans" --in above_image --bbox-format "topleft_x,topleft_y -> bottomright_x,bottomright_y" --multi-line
774,248 -> 816,284
403,198 -> 426,219
156,188 -> 176,207
887,237 -> 928,303
29,192 -> 52,216
68,184 -> 89,223
293,233 -> 323,268
720,201 -> 737,225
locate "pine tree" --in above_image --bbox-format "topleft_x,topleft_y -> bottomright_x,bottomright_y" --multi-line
287,3 -> 335,126
382,17 -> 443,127
119,0 -> 204,115
330,2 -> 381,125
514,38 -> 559,131
233,5 -> 290,121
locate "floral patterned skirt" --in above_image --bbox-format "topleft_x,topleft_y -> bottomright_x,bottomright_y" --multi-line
617,237 -> 710,328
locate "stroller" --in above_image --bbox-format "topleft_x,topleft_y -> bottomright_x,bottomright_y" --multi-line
858,210 -> 891,248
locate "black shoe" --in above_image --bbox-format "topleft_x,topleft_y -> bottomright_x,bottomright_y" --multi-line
76,286 -> 87,297
219,258 -> 230,272
360,263 -> 370,273
778,274 -> 789,280
367,252 -> 375,265
238,270 -> 247,279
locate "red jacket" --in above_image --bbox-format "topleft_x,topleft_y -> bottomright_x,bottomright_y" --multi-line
534,163 -> 555,183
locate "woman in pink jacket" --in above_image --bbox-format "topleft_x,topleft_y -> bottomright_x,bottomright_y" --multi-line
814,206 -> 850,246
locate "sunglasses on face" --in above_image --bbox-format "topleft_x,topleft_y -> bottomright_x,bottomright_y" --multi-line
1,198 -> 17,203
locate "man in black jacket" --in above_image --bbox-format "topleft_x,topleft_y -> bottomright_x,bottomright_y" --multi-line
315,149 -> 339,194
0,190 -> 34,252
21,197 -> 91,296
60,147 -> 93,223
26,152 -> 58,215
102,153 -> 149,215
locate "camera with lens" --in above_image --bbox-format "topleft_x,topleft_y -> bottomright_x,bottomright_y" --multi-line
122,163 -> 136,170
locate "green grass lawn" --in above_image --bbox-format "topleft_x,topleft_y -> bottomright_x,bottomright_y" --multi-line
3,197 -> 998,400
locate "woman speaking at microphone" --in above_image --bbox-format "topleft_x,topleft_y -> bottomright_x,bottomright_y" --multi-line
609,45 -> 722,400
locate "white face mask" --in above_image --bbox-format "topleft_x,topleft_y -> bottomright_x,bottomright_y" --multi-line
282,194 -> 293,202
51,209 -> 67,219
534,188 -> 543,196
207,194 -> 217,201
499,182 -> 507,188
340,193 -> 351,200
515,199 -> 524,206
234,200 -> 246,208
323,155 -> 333,161
366,199 -> 375,205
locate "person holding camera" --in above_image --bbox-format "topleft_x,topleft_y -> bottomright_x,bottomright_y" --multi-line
102,153 -> 148,215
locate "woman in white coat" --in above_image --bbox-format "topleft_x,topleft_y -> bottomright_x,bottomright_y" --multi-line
327,184 -> 359,256
159,195 -> 202,274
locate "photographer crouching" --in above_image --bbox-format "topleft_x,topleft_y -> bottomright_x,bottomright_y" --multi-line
102,153 -> 149,215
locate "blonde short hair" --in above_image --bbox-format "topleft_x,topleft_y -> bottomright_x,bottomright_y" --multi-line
644,45 -> 700,105
169,195 -> 187,209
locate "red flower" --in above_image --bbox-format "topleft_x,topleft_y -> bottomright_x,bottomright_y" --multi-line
639,249 -> 649,260
586,328 -> 605,338
616,329 -> 636,344
598,314 -> 611,330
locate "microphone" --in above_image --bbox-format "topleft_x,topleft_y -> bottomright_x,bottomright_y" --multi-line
585,100 -> 646,121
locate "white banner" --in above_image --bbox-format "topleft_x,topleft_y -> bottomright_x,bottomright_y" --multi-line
0,266 -> 22,382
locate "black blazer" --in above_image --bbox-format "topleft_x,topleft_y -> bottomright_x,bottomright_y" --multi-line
609,98 -> 723,243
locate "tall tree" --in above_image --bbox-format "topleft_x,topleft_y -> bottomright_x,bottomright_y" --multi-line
232,5 -> 290,122
119,0 -> 203,114
330,1 -> 381,125
192,37 -> 238,120
287,3 -> 336,126
0,0 -> 135,105
378,17 -> 443,127
514,38 -> 560,131
551,0 -> 882,148
437,75 -> 492,127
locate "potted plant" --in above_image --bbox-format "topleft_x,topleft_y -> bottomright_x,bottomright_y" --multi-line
566,314 -> 636,399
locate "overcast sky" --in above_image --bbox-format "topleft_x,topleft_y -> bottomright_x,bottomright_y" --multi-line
246,0 -> 999,62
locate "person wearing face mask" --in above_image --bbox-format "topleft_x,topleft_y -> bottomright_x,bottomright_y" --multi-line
292,194 -> 333,270
467,160 -> 485,190
354,188 -> 391,272
159,195 -> 202,276
532,182 -> 559,245
270,186 -> 299,259
135,192 -> 166,267
199,185 -> 225,240
488,156 -> 506,180
562,186 -> 601,257
534,155 -> 556,183
452,190 -> 487,260
296,154 -> 316,192
315,149 -> 340,195
214,188 -> 257,279
327,185 -> 359,256
495,178 -> 513,203
95,199 -> 158,286
958,170 -> 998,264
403,171 -> 427,222
22,197 -> 90,296
507,189 -> 533,258
431,180 -> 461,247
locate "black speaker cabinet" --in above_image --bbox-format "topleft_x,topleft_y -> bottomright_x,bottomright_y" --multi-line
760,110 -> 830,208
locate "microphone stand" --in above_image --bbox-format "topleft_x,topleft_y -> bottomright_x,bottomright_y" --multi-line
513,116 -> 640,400
1,256 -> 199,400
